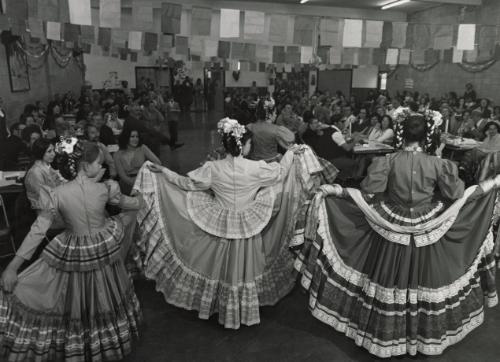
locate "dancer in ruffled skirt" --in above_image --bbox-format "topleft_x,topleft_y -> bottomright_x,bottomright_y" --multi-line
295,114 -> 498,358
133,118 -> 337,329
0,139 -> 142,361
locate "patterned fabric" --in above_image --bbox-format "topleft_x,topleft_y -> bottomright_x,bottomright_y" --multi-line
0,261 -> 141,362
187,186 -> 275,239
41,217 -> 124,272
295,185 -> 498,358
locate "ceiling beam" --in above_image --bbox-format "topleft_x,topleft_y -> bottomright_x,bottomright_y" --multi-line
418,0 -> 482,5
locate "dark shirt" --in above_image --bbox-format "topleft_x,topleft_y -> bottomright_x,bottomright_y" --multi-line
2,135 -> 28,170
302,127 -> 348,160
99,125 -> 115,146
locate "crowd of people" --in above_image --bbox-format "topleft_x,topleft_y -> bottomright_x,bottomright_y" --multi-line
0,80 -> 499,361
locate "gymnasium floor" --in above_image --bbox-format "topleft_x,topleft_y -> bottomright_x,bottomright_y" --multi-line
124,111 -> 500,362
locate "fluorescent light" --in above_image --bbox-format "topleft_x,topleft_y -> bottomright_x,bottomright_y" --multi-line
381,0 -> 411,10
300,0 -> 309,3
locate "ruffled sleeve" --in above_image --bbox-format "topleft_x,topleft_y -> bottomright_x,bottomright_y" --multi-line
104,179 -> 143,210
360,155 -> 390,194
437,159 -> 465,200
16,187 -> 57,260
275,125 -> 295,148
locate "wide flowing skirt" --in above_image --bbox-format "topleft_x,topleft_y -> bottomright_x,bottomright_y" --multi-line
0,214 -> 142,362
295,185 -> 498,358
134,152 -> 338,329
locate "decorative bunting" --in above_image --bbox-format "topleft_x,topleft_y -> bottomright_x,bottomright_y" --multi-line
391,22 -> 407,48
46,21 -> 61,40
191,7 -> 211,36
457,24 -> 475,50
452,47 -> 463,63
380,21 -> 393,48
294,16 -> 315,46
399,49 -> 410,64
175,35 -> 189,55
272,46 -> 285,63
128,31 -> 142,50
28,18 -> 44,39
269,14 -> 288,43
59,0 -> 70,24
144,32 -> 158,52
244,10 -> 265,38
100,0 -> 121,28
231,42 -> 244,59
329,47 -> 342,64
300,46 -> 313,64
63,23 -> 80,42
203,39 -> 218,57
217,40 -> 230,58
161,3 -> 182,34
132,2 -> 153,31
5,0 -> 27,19
80,25 -> 95,44
98,27 -> 111,47
342,19 -> 363,48
286,45 -> 301,64
68,0 -> 91,25
220,9 -> 239,38
38,0 -> 59,22
411,49 -> 425,64
432,25 -> 453,50
256,44 -> 271,63
27,0 -> 37,18
364,20 -> 383,48
319,18 -> 340,47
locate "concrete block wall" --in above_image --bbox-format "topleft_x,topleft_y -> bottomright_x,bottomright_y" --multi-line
0,41 -> 84,124
387,0 -> 500,103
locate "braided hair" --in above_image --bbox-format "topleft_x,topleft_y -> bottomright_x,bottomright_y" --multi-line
394,111 -> 442,154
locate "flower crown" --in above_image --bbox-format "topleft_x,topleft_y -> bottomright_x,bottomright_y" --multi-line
55,137 -> 79,155
262,97 -> 276,123
217,117 -> 247,149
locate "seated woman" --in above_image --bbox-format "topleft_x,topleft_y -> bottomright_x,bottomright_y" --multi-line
247,98 -> 295,162
114,127 -> 161,195
460,121 -> 500,185
133,118 -> 336,329
295,114 -> 498,358
24,138 -> 65,229
0,139 -> 142,361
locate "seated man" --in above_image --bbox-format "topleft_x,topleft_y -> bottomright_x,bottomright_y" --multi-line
302,114 -> 361,180
2,122 -> 27,170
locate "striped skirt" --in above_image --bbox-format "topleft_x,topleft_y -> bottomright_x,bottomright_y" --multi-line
0,216 -> 142,362
294,185 -> 498,358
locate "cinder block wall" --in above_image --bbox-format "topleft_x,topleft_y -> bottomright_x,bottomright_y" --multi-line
387,0 -> 500,103
0,41 -> 84,124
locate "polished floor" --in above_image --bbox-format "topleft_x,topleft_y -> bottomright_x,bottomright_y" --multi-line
125,111 -> 500,362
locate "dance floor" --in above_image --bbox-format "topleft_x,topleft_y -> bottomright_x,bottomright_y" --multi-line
124,111 -> 500,362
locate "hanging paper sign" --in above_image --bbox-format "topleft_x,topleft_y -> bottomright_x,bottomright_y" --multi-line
319,18 -> 340,47
68,0 -> 91,26
268,14 -> 288,43
46,21 -> 61,40
128,31 -> 142,50
220,9 -> 240,38
161,3 -> 181,34
300,46 -> 313,64
294,16 -> 315,46
191,7 -> 211,36
100,0 -> 121,28
342,19 -> 363,48
244,10 -> 265,37
364,20 -> 383,48
391,22 -> 408,48
132,2 -> 153,31
457,24 -> 476,50
432,24 -> 453,50
399,49 -> 410,64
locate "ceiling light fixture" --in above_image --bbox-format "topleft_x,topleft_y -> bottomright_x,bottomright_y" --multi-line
300,0 -> 309,4
381,0 -> 411,10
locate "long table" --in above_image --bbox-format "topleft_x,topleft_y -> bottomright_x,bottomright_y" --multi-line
354,142 -> 395,155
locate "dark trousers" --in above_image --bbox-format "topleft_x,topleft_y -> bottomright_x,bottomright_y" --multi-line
169,121 -> 178,145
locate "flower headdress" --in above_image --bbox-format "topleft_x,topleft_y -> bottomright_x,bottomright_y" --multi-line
217,117 -> 247,150
393,109 -> 443,155
55,136 -> 79,155
54,137 -> 83,180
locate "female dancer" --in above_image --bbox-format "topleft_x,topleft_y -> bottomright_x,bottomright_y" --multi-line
295,114 -> 498,358
0,139 -> 142,361
133,118 -> 336,329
